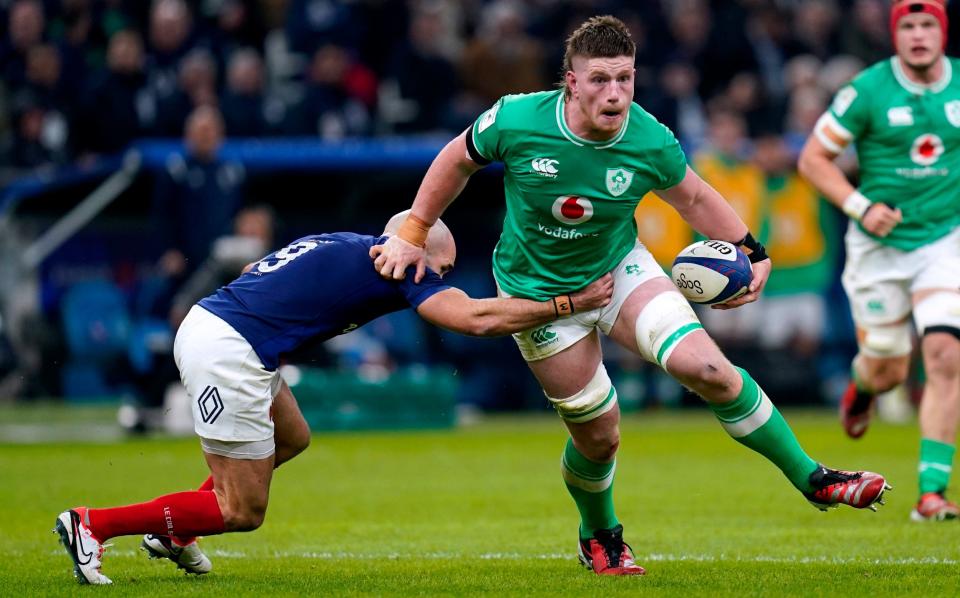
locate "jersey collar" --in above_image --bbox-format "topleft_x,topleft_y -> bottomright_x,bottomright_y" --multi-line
892,56 -> 952,94
555,92 -> 629,149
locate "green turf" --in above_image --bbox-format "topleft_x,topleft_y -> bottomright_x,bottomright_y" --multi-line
1,410 -> 957,596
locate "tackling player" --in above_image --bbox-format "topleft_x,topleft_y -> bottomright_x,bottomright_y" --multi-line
54,211 -> 615,585
373,15 -> 891,576
799,0 -> 960,521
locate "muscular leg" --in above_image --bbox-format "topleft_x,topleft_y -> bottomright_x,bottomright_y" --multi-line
525,332 -> 622,538
171,379 -> 309,544
608,279 -> 819,492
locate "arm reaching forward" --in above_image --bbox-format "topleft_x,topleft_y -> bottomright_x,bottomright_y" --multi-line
416,274 -> 614,336
371,130 -> 484,282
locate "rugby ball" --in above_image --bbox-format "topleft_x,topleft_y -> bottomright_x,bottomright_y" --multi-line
671,240 -> 753,305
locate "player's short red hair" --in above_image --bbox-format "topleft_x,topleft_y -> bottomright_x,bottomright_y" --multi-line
890,0 -> 948,50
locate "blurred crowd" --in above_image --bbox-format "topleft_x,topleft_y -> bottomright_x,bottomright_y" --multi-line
0,0 -> 909,183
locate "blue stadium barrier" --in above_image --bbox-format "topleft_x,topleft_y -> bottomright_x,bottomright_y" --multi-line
0,136 -> 472,214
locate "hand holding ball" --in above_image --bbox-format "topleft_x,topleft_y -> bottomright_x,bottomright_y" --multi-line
671,240 -> 753,305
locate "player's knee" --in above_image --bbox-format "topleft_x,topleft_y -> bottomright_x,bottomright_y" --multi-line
683,359 -> 738,402
577,428 -> 620,463
923,334 -> 960,381
544,363 -> 617,423
916,292 -> 960,381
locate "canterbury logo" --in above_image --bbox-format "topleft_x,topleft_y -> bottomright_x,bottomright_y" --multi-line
198,385 -> 224,424
531,157 -> 559,177
531,325 -> 557,345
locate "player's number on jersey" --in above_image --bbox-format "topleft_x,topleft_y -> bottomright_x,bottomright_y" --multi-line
257,240 -> 320,273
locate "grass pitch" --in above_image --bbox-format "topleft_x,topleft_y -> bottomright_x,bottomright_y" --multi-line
1,408 -> 958,596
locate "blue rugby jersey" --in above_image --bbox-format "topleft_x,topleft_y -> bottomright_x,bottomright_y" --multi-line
199,232 -> 450,370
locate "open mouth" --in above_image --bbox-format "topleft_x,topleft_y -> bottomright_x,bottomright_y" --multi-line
601,110 -> 622,119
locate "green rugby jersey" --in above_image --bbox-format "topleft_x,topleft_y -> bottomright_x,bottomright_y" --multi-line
825,57 -> 960,250
469,89 -> 687,300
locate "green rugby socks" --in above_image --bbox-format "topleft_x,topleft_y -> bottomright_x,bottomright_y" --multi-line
709,367 -> 819,492
919,438 -> 955,495
561,438 -> 618,539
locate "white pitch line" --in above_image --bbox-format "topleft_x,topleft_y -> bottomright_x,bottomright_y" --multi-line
89,549 -> 959,565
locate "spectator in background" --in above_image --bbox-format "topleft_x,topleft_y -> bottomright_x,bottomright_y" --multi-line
146,0 -> 195,102
285,0 -> 363,55
74,29 -> 149,156
0,0 -> 46,91
384,5 -> 459,134
460,1 -> 545,106
220,48 -> 277,137
642,60 -> 706,145
793,0 -> 841,60
153,105 -> 245,284
744,5 -> 806,102
154,48 -> 218,136
287,43 -> 376,139
2,44 -> 71,172
48,0 -> 96,102
1,95 -> 67,172
205,0 -> 267,62
841,0 -> 891,64
723,71 -> 781,137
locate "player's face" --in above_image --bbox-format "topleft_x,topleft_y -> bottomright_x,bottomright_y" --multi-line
896,13 -> 943,69
566,55 -> 635,139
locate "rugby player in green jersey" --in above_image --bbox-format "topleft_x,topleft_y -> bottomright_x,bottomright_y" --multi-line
375,16 -> 890,574
800,0 -> 960,522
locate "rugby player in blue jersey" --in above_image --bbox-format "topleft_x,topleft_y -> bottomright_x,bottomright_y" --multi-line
54,211 -> 614,585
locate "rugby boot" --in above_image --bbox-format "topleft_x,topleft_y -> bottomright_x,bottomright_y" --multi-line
142,533 -> 213,574
910,492 -> 960,522
839,381 -> 876,439
805,465 -> 890,511
577,524 -> 646,575
54,508 -> 112,585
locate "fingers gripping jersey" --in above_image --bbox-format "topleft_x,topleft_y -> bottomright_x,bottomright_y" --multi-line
821,57 -> 960,250
470,90 -> 687,300
198,233 -> 450,370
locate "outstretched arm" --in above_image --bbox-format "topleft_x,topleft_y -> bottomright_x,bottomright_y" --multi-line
371,130 -> 485,282
654,166 -> 770,308
416,274 -> 614,337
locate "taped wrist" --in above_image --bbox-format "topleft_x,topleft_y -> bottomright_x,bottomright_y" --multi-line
734,232 -> 768,264
842,190 -> 872,221
553,295 -> 574,317
397,214 -> 431,248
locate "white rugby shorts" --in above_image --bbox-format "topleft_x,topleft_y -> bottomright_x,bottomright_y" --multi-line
174,306 -> 281,447
500,242 -> 668,362
842,223 -> 960,327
